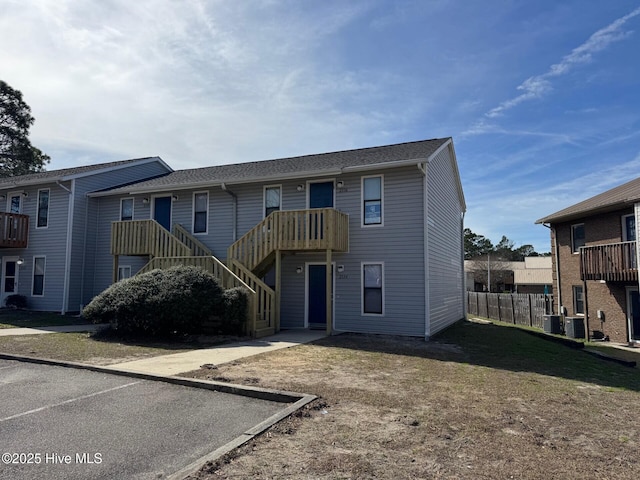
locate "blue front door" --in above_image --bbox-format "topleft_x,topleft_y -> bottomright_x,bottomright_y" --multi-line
309,181 -> 334,208
308,264 -> 333,329
154,196 -> 172,231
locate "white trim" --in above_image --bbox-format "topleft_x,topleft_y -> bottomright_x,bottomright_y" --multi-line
304,262 -> 336,329
1,256 -> 19,305
6,191 -> 23,213
62,180 -> 75,314
117,265 -> 132,282
361,262 -> 385,316
192,191 -> 209,235
35,188 -> 50,229
120,197 -> 134,221
151,194 -> 173,230
361,174 -> 384,228
306,178 -> 336,209
263,184 -> 282,218
571,223 -> 585,254
420,163 -> 430,338
31,255 -> 46,297
572,284 -> 584,316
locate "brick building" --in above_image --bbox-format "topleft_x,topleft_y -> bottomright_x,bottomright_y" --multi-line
536,178 -> 640,344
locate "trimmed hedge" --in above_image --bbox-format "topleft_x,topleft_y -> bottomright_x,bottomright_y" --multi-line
83,266 -> 229,337
5,294 -> 27,309
221,287 -> 250,335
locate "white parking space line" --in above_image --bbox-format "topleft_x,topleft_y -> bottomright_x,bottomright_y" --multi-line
0,380 -> 142,423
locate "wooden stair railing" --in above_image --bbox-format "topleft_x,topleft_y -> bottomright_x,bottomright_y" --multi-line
227,208 -> 349,273
171,223 -> 214,256
111,220 -> 191,257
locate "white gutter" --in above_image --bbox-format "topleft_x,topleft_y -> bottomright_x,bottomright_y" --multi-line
62,179 -> 75,314
418,162 -> 431,339
221,183 -> 238,241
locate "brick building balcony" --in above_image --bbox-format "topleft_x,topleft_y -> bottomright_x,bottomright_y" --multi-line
580,241 -> 637,282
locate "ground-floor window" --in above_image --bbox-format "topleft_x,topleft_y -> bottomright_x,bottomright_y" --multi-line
362,262 -> 384,315
32,256 -> 45,296
572,285 -> 584,315
118,265 -> 132,282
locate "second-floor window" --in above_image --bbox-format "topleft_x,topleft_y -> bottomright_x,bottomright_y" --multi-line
362,175 -> 383,226
37,189 -> 49,228
571,224 -> 584,253
264,186 -> 281,217
623,214 -> 636,242
120,198 -> 133,221
193,192 -> 208,234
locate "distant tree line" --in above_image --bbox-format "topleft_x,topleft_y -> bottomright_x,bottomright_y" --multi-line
464,228 -> 549,261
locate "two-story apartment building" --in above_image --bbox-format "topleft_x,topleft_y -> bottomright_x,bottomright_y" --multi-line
536,177 -> 640,344
0,157 -> 172,313
0,138 -> 466,339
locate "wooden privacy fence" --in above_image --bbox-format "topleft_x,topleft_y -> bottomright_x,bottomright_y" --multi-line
466,292 -> 554,329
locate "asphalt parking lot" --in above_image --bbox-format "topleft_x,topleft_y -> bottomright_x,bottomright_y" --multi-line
0,358 -> 292,479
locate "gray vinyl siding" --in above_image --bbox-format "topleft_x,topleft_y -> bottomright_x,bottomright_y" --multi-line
88,159 -> 463,338
0,183 -> 70,311
71,161 -> 171,309
426,145 -> 465,336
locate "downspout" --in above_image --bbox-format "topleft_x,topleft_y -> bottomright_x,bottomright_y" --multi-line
221,183 -> 237,242
461,211 -> 467,319
79,193 -> 90,313
62,179 -> 75,314
544,223 -> 562,315
418,162 -> 430,339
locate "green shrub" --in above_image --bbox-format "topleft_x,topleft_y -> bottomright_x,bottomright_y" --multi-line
83,266 -> 223,337
220,287 -> 249,335
5,294 -> 27,309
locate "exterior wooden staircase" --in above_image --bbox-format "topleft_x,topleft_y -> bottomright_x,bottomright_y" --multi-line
110,220 -> 274,337
110,208 -> 348,338
227,208 -> 349,335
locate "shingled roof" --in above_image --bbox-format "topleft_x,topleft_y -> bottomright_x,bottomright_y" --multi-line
0,157 -> 169,189
536,176 -> 640,224
91,138 -> 451,196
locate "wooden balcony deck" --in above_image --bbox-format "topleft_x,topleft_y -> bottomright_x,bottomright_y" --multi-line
228,208 -> 349,273
0,212 -> 29,248
580,241 -> 638,282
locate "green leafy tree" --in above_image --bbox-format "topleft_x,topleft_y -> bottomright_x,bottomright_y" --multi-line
0,80 -> 49,177
464,228 -> 493,260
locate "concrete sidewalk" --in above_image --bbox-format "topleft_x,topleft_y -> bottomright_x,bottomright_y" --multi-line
104,329 -> 327,376
0,323 -> 103,336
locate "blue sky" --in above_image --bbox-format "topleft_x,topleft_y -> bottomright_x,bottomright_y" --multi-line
2,1 -> 640,252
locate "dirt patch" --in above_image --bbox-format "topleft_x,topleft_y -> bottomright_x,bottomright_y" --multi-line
183,325 -> 640,479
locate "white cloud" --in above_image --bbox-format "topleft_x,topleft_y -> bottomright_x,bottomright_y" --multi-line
486,6 -> 640,118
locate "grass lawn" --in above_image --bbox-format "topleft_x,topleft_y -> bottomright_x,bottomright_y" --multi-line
182,320 -> 640,480
0,310 -> 89,329
0,332 -> 194,365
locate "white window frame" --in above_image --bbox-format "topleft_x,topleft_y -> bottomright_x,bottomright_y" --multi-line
622,214 -> 636,242
36,188 -> 50,229
571,223 -> 585,254
117,265 -> 132,282
361,262 -> 385,316
6,191 -> 23,214
263,184 -> 282,218
192,191 -> 209,235
120,197 -> 134,221
573,285 -> 584,316
32,255 -> 46,297
361,174 -> 384,227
